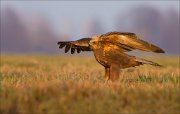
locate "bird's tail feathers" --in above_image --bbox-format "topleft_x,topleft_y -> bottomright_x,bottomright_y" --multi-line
135,58 -> 162,67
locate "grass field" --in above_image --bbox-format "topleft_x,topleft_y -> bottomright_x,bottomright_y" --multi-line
0,54 -> 180,114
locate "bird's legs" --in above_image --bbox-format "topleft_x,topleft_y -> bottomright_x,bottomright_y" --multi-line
104,67 -> 110,83
109,65 -> 120,82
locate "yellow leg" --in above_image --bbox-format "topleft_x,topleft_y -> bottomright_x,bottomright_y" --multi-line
104,67 -> 110,83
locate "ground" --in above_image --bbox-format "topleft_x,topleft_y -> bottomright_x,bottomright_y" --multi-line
0,54 -> 180,114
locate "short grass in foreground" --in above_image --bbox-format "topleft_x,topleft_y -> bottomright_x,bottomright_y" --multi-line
0,55 -> 180,114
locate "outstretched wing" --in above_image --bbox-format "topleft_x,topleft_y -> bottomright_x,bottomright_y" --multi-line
100,31 -> 165,53
57,38 -> 92,54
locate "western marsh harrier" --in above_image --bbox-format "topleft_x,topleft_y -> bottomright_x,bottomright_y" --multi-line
57,32 -> 165,82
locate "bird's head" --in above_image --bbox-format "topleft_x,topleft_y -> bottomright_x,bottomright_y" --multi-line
89,35 -> 100,49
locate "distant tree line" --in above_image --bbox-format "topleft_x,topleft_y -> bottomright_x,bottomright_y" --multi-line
1,6 -> 179,54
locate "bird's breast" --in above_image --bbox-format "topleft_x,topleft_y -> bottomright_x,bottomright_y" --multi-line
93,48 -> 109,67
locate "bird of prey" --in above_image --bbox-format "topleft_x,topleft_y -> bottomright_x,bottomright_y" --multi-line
57,31 -> 165,82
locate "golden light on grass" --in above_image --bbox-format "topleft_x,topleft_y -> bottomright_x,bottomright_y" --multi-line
0,55 -> 180,114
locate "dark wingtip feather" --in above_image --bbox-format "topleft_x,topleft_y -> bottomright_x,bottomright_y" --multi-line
65,45 -> 71,53
59,43 -> 66,48
71,48 -> 75,54
154,48 -> 165,53
77,48 -> 81,53
57,42 -> 63,45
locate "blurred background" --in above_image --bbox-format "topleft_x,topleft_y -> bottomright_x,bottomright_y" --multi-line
0,1 -> 179,54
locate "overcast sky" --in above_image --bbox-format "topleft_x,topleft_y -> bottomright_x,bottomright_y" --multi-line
1,1 -> 179,37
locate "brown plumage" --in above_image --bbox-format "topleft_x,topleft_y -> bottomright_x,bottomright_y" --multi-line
57,31 -> 165,82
